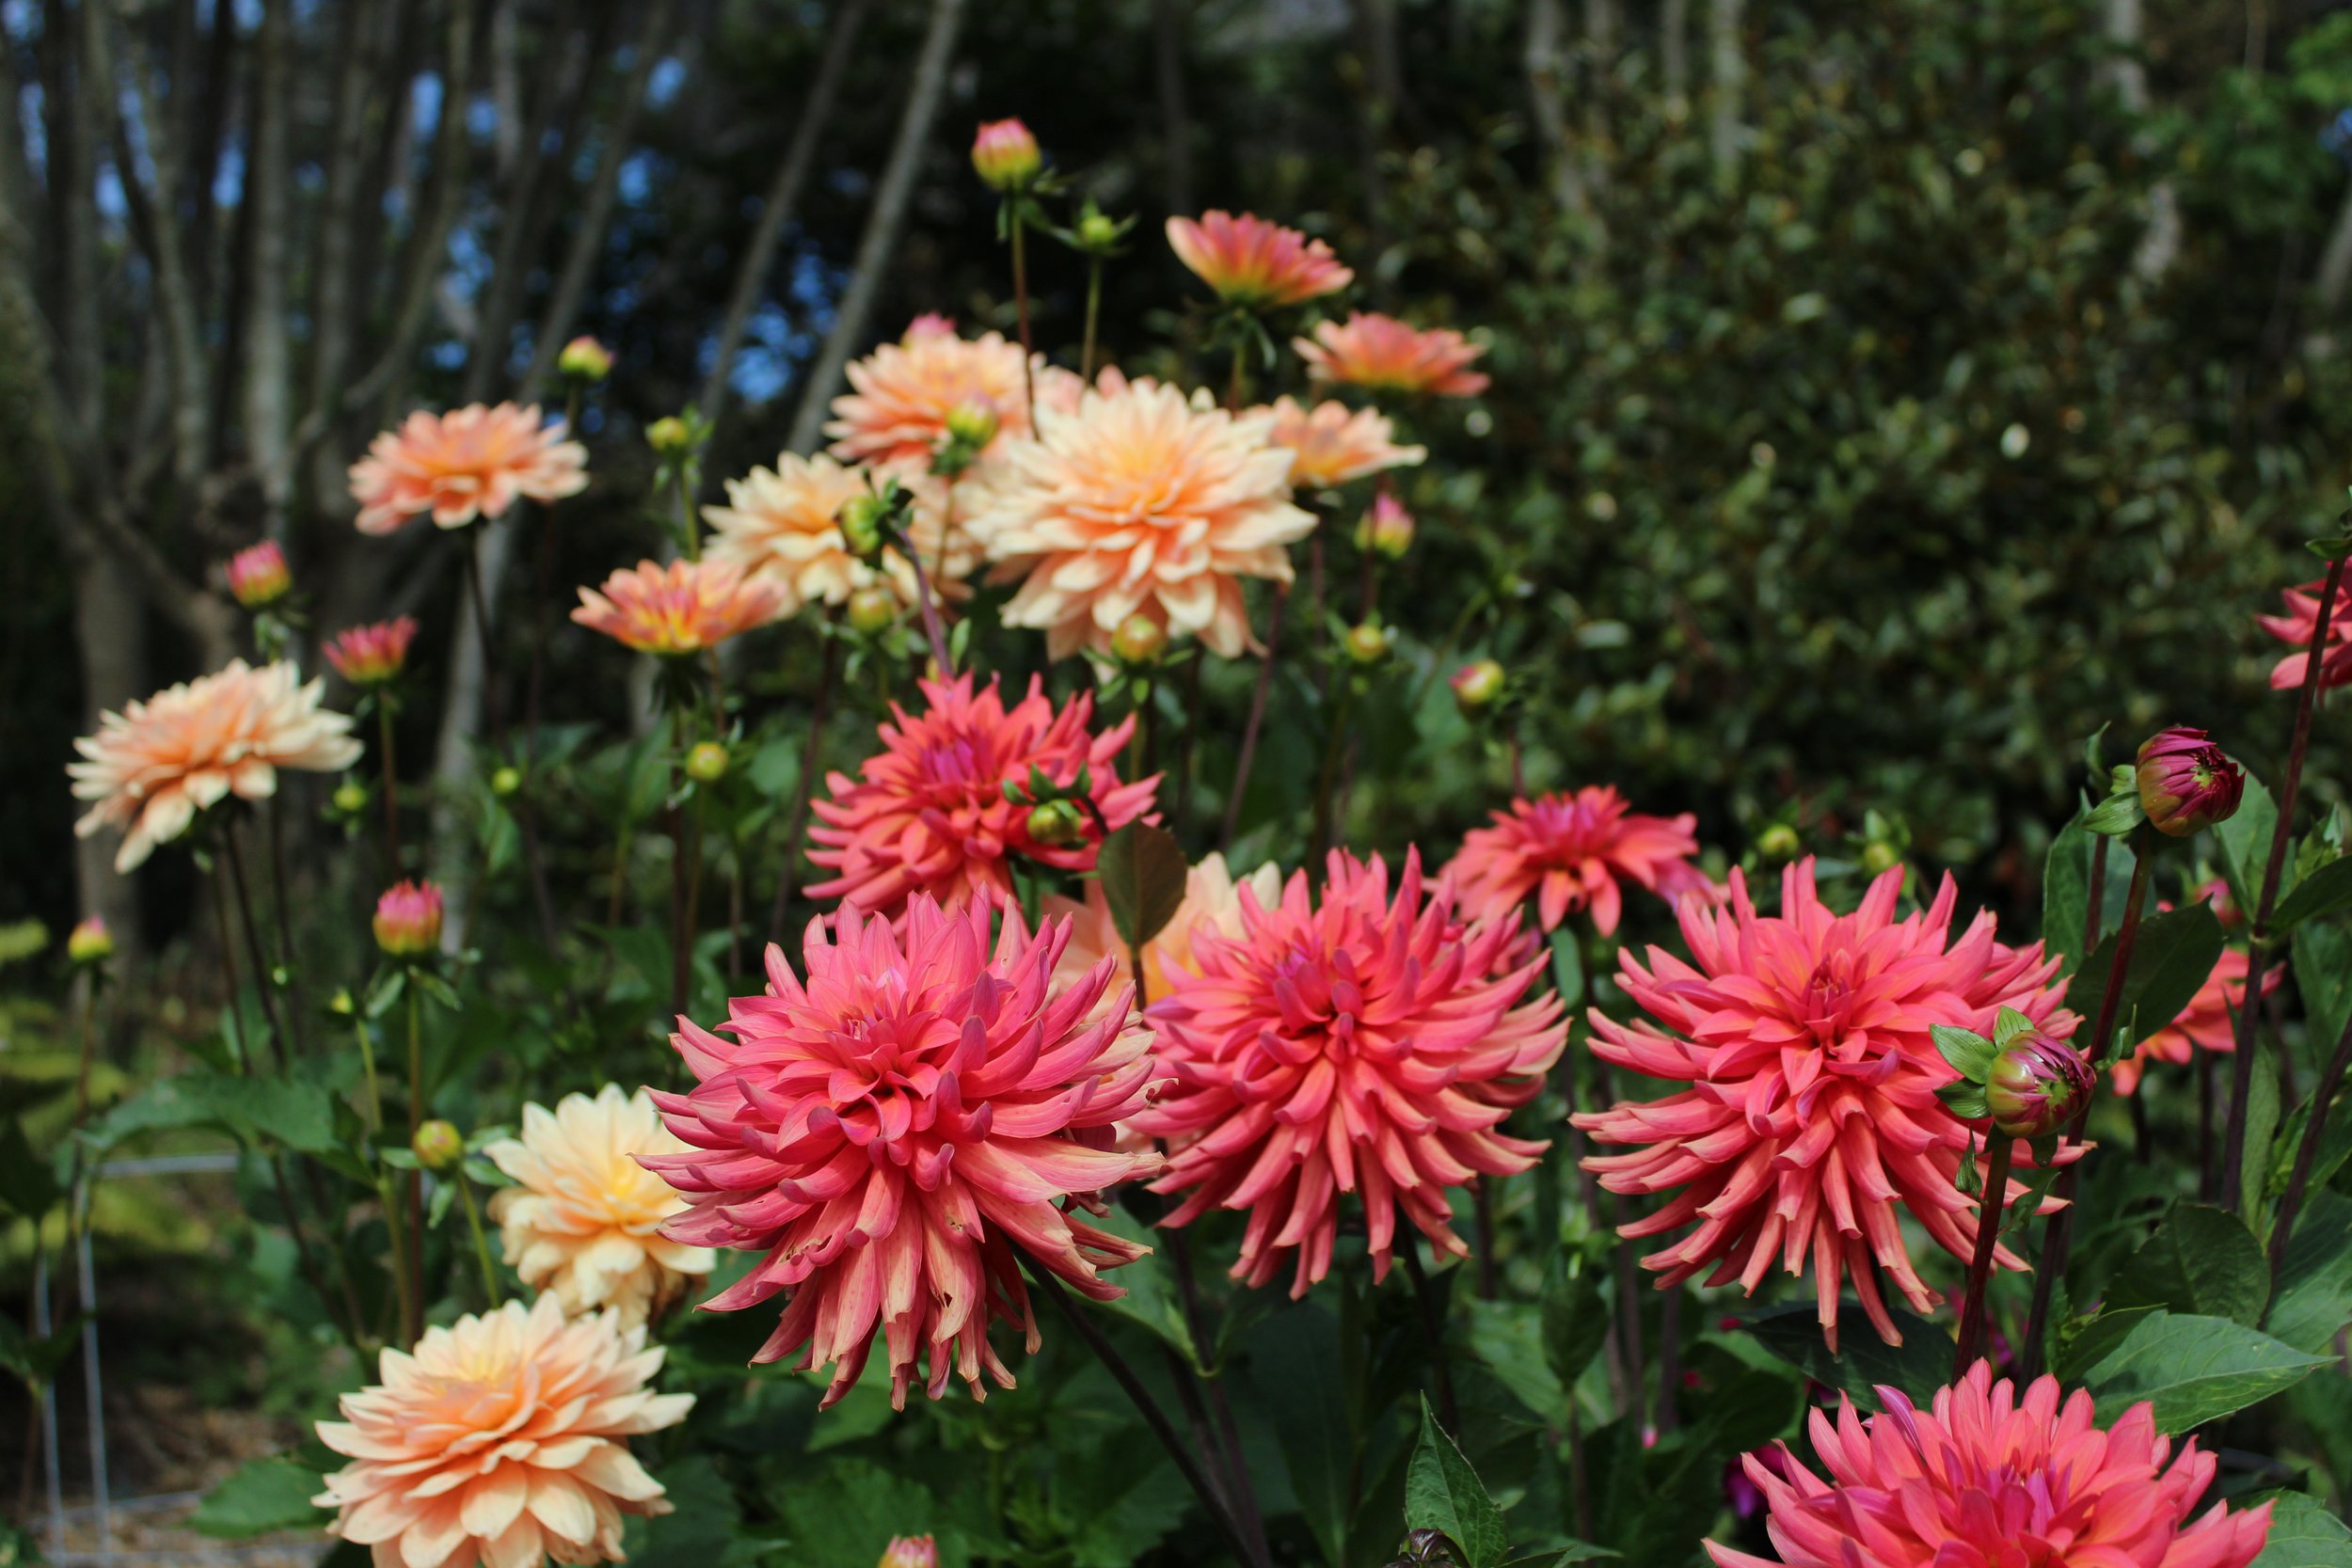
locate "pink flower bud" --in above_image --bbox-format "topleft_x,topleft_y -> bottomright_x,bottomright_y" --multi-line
67,916 -> 114,966
558,335 -> 613,382
324,617 -> 421,687
373,879 -> 444,957
227,541 -> 292,609
878,1538 -> 938,1568
1354,492 -> 1415,560
1450,658 -> 1505,713
2135,726 -> 2244,838
970,119 -> 1041,193
1985,1031 -> 2093,1138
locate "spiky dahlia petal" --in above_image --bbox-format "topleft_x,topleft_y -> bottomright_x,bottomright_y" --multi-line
648,895 -> 1162,1407
2258,575 -> 2352,692
348,403 -> 587,535
1445,785 -> 1700,937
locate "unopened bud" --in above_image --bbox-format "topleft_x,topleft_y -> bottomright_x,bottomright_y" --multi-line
490,766 -> 522,799
646,416 -> 691,456
558,335 -> 613,382
1111,613 -> 1168,666
1025,799 -> 1089,848
1985,1032 -> 2093,1139
411,1119 -> 465,1171
878,1538 -> 938,1568
1756,823 -> 1802,862
2136,726 -> 2244,838
1859,841 -> 1899,876
373,879 -> 445,957
839,494 -> 888,559
846,585 -> 899,636
328,988 -> 356,1016
333,781 -> 369,816
227,541 -> 292,610
1450,658 -> 1505,714
944,399 -> 1000,451
1078,211 -> 1121,249
68,916 -> 114,966
1355,493 -> 1415,561
685,741 -> 729,783
1343,622 -> 1392,666
971,118 -> 1042,193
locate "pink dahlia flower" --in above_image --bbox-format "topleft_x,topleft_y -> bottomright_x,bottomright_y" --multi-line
2258,574 -> 2352,691
1575,860 -> 2076,1348
315,1292 -> 692,1568
348,403 -> 587,535
1707,1364 -> 2271,1568
373,879 -> 444,956
1295,311 -> 1490,398
644,896 -> 1162,1406
1261,396 -> 1426,490
1135,850 -> 1568,1296
226,540 -> 292,609
2110,944 -> 2280,1096
70,659 -> 363,872
1445,785 -> 1701,937
825,322 -> 1073,471
805,673 -> 1157,921
1166,211 -> 1353,309
323,616 -> 421,688
570,558 -> 787,656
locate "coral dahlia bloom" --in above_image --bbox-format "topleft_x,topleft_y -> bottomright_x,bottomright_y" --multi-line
2258,574 -> 2352,692
484,1085 -> 716,1328
825,322 -> 1071,471
704,454 -> 977,616
1166,211 -> 1353,309
963,372 -> 1315,660
349,403 -> 588,535
315,1292 -> 692,1568
1136,850 -> 1568,1295
1045,852 -> 1285,1006
1446,785 -> 1701,937
70,660 -> 363,872
1295,311 -> 1490,398
2110,945 -> 2279,1096
324,617 -> 421,688
571,558 -> 786,655
1575,860 -> 2076,1349
1261,396 -> 1425,490
644,896 -> 1162,1406
1707,1364 -> 2271,1568
806,673 -> 1156,921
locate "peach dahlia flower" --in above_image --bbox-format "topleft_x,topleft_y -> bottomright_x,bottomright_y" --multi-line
2110,944 -> 2280,1096
825,321 -> 1075,471
1708,1364 -> 2271,1568
570,558 -> 786,655
1445,785 -> 1701,938
703,454 -> 977,615
1045,851 -> 1285,1005
314,1292 -> 692,1568
644,896 -> 1162,1406
349,403 -> 587,535
962,372 -> 1315,660
1575,860 -> 2076,1349
1136,849 -> 1568,1296
1166,211 -> 1353,309
485,1085 -> 715,1328
1295,311 -> 1490,398
1261,396 -> 1425,490
806,673 -> 1157,921
70,659 -> 363,872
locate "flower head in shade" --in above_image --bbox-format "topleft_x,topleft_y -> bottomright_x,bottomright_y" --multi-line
1136,850 -> 1568,1296
2111,943 -> 2280,1096
314,1293 -> 692,1568
1261,396 -> 1425,490
484,1085 -> 715,1328
1295,312 -> 1489,398
323,617 -> 421,688
1706,1364 -> 2271,1568
962,372 -> 1315,660
826,324 -> 1067,471
1045,852 -> 1286,1006
70,660 -> 363,873
806,673 -> 1156,921
970,118 -> 1041,192
644,896 -> 1161,1407
1445,786 -> 1700,938
571,558 -> 786,656
2136,726 -> 2244,837
373,879 -> 444,956
704,455 -> 977,616
226,541 -> 292,609
1166,212 -> 1353,309
1575,860 -> 2077,1349
349,403 -> 588,535
880,1538 -> 940,1568
2258,574 -> 2352,692
67,916 -> 113,966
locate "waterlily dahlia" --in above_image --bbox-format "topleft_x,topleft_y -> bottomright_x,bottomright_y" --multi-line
1136,850 -> 1568,1295
1575,860 -> 2075,1348
324,617 -> 421,687
703,453 -> 977,615
1166,211 -> 1353,309
349,403 -> 587,535
825,321 -> 1069,471
1446,785 -> 1700,937
484,1085 -> 716,1328
2110,945 -> 2279,1096
315,1292 -> 691,1568
1261,396 -> 1425,490
70,660 -> 363,872
805,673 -> 1156,920
644,895 -> 1161,1406
570,558 -> 786,655
1707,1364 -> 2271,1568
962,372 -> 1315,659
1045,851 -> 1286,1006
1295,311 -> 1490,398
2258,574 -> 2352,691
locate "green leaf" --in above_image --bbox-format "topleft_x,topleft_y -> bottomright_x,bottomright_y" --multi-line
1467,1296 -> 1565,1422
627,1455 -> 755,1568
1540,1255 -> 1611,1388
2051,1305 -> 2161,1384
2296,924 -> 2352,1069
2271,856 -> 2352,933
1089,1204 -> 1201,1370
2217,774 -> 2280,932
2042,814 -> 2104,974
2082,1310 -> 2327,1432
773,1457 -> 954,1568
1937,1081 -> 1991,1118
2083,791 -> 2145,836
2106,1205 -> 2269,1327
1406,1396 -> 1510,1568
2070,905 -> 2226,1053
2239,1045 -> 2282,1229
0,1117 -> 59,1220
1548,927 -> 1584,1010
1992,1007 -> 2037,1047
1061,1429 -> 1193,1568
1253,1302 -> 1353,1568
189,1455 -> 326,1538
2269,1190 -> 2352,1354
2248,1491 -> 2352,1568
1931,1024 -> 1995,1082
1097,822 -> 1188,948
1738,1300 -> 1949,1411
0,1312 -> 83,1394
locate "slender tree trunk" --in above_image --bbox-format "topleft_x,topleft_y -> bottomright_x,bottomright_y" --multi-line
1707,0 -> 1744,173
1524,0 -> 1589,221
1662,0 -> 1691,120
246,0 -> 294,535
66,550 -> 149,962
1153,0 -> 1196,217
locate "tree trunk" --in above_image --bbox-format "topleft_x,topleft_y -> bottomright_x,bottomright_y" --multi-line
1707,0 -> 1744,173
1153,0 -> 1196,217
1662,0 -> 1690,120
68,550 -> 149,961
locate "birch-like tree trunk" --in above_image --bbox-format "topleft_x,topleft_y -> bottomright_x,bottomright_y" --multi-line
1708,0 -> 1745,174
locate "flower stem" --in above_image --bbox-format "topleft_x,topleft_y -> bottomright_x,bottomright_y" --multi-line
769,616 -> 840,942
902,533 -> 955,676
456,1176 -> 502,1308
1397,1241 -> 1461,1434
1010,212 -> 1037,429
404,985 -> 426,1344
2267,1005 -> 2352,1299
1311,677 -> 1359,866
1221,584 -> 1289,849
221,827 -> 286,1070
1952,1132 -> 2015,1377
1081,256 -> 1104,382
668,708 -> 691,1020
377,702 -> 404,873
1225,336 -> 1247,412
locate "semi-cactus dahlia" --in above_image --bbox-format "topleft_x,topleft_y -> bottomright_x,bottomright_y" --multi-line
314,1293 -> 692,1568
1045,851 -> 1285,1006
484,1085 -> 716,1328
1261,396 -> 1425,489
1295,311 -> 1490,398
2111,945 -> 2279,1096
704,453 -> 977,616
70,659 -> 364,872
1444,785 -> 1701,937
1136,850 -> 1568,1296
1166,211 -> 1353,309
825,321 -> 1070,471
962,372 -> 1315,660
348,402 -> 588,535
1707,1364 -> 2271,1568
643,896 -> 1162,1406
805,673 -> 1157,920
1575,860 -> 2074,1348
2258,574 -> 2352,691
570,558 -> 787,655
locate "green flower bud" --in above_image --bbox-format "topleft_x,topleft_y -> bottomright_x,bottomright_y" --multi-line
490,766 -> 522,799
411,1119 -> 465,1171
1343,622 -> 1392,666
646,415 -> 691,456
846,585 -> 899,636
1859,841 -> 1899,876
1757,823 -> 1802,862
1449,658 -> 1505,714
1985,1032 -> 2093,1139
685,741 -> 729,783
1025,799 -> 1089,849
1111,613 -> 1168,667
333,780 -> 369,815
839,494 -> 888,559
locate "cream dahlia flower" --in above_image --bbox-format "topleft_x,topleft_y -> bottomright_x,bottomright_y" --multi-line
484,1085 -> 715,1327
70,660 -> 363,872
314,1292 -> 691,1568
962,372 -> 1314,659
703,454 -> 979,615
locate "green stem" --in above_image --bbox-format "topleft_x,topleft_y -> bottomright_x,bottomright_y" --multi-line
1310,678 -> 1359,867
1010,213 -> 1036,428
1952,1133 -> 2015,1376
1081,256 -> 1104,382
1226,335 -> 1247,412
404,986 -> 425,1344
457,1178 -> 502,1307
377,702 -> 404,873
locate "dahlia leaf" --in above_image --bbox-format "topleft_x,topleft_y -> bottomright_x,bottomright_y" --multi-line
1406,1395 -> 1510,1568
1931,1024 -> 1995,1083
2051,1305 -> 2162,1384
2238,1044 -> 2282,1230
2244,1491 -> 2352,1568
2070,904 -> 2225,1054
1467,1297 -> 1565,1421
1088,1205 -> 1203,1371
1098,822 -> 1188,947
2217,774 -> 2280,929
1547,928 -> 1584,1009
2106,1204 -> 2269,1328
1736,1300 -> 1949,1412
189,1454 -> 329,1538
2082,1310 -> 2328,1433
2270,855 -> 2352,933
1937,1079 -> 1991,1121
1255,1303 -> 1354,1568
2292,922 -> 2352,1069
1991,1006 -> 2037,1048
2260,1190 -> 2352,1354
1539,1257 -> 1611,1389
